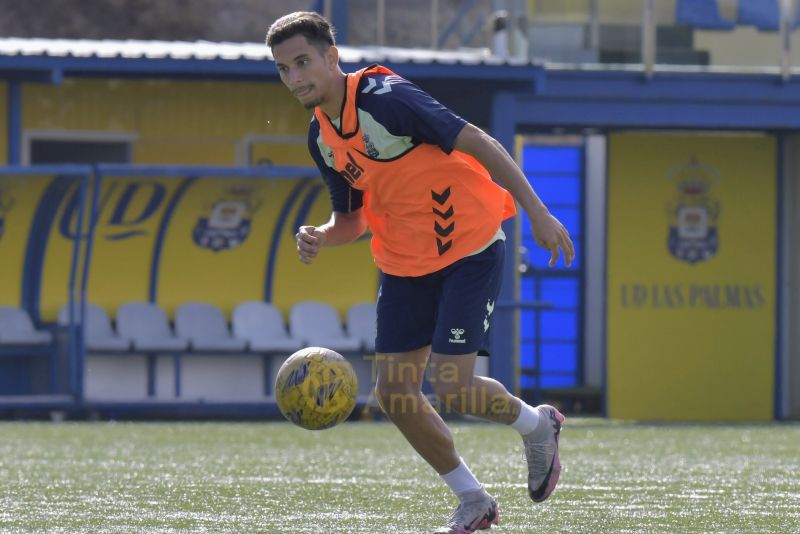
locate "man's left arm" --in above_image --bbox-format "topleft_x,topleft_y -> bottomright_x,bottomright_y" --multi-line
453,123 -> 575,268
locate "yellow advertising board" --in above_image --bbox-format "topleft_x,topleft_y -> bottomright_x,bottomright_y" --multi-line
11,174 -> 377,323
152,176 -> 282,317
156,176 -> 376,318
607,133 -> 775,421
40,176 -> 186,321
0,175 -> 54,308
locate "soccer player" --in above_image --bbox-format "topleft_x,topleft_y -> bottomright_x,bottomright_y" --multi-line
267,12 -> 573,533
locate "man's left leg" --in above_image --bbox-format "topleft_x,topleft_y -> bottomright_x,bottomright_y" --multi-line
429,350 -> 519,423
429,351 -> 564,503
430,239 -> 564,503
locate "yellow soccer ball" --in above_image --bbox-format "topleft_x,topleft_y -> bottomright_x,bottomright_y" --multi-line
275,347 -> 358,430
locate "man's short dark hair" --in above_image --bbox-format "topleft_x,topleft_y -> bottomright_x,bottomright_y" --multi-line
266,11 -> 336,50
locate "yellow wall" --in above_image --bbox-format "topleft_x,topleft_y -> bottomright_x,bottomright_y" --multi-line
250,141 -> 310,166
607,133 -> 776,421
23,79 -> 314,166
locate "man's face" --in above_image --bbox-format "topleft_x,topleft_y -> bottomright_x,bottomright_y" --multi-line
272,34 -> 334,110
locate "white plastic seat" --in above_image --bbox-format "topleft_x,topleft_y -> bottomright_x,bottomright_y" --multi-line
0,306 -> 53,345
174,302 -> 246,351
57,302 -> 130,351
289,301 -> 361,353
232,301 -> 303,353
116,302 -> 189,352
346,302 -> 377,353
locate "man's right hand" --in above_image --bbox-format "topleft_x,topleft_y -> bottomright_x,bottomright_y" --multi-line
296,225 -> 326,264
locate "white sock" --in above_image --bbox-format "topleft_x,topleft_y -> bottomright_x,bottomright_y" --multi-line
510,401 -> 540,436
440,458 -> 482,498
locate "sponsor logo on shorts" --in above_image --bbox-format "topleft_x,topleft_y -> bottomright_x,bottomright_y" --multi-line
449,328 -> 466,344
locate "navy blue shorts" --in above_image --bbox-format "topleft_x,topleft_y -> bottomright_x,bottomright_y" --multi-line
375,239 -> 505,355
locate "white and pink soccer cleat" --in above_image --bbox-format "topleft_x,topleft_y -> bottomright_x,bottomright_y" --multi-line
435,488 -> 500,534
523,404 -> 565,503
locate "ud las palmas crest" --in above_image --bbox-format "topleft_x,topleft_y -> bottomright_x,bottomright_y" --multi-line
193,184 -> 263,252
666,157 -> 721,265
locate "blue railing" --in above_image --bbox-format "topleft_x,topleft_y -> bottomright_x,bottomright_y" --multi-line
0,165 -> 91,403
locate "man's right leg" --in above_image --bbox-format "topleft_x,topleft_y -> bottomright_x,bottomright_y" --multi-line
374,347 -> 499,533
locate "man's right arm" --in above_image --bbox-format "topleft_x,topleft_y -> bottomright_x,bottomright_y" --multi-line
296,210 -> 367,264
298,120 -> 368,264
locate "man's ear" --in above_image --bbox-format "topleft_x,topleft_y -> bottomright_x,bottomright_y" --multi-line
326,45 -> 339,69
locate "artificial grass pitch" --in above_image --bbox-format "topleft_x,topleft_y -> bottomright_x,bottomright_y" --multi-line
1,419 -> 799,532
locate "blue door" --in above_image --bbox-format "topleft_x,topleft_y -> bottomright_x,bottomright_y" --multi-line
518,141 -> 584,402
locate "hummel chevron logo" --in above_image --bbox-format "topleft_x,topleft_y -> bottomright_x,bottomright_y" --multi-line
434,221 -> 454,237
432,186 -> 454,255
432,205 -> 454,219
361,78 -> 375,93
431,187 -> 451,205
484,300 -> 495,332
361,78 -> 393,95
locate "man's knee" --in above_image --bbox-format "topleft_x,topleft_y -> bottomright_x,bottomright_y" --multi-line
431,372 -> 475,414
374,377 -> 397,404
430,362 -> 473,398
375,377 -> 419,415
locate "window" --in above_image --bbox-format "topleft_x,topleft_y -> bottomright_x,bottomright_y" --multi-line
23,130 -> 135,164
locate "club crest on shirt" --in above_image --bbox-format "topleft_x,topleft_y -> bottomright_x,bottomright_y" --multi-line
666,158 -> 720,265
0,184 -> 15,241
193,184 -> 262,252
362,134 -> 379,158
